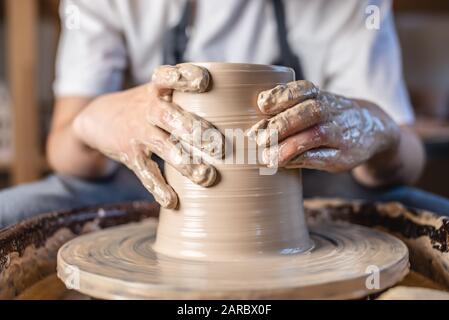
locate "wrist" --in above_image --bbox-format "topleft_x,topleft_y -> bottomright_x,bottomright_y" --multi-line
352,126 -> 425,188
351,113 -> 401,188
352,142 -> 401,188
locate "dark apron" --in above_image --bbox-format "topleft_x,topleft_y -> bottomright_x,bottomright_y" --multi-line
163,0 -> 304,79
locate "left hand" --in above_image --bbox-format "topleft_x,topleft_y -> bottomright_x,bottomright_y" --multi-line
247,80 -> 401,172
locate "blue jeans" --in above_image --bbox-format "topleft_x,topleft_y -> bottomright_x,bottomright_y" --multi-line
1,166 -> 449,229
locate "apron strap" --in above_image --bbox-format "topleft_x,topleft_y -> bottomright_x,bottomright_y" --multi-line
271,0 -> 304,80
163,0 -> 195,65
163,0 -> 304,80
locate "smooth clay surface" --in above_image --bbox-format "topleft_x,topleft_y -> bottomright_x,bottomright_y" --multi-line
154,63 -> 313,261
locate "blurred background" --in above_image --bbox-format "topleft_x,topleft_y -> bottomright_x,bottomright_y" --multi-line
0,0 -> 448,196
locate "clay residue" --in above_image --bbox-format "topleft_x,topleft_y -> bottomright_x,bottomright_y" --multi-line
305,199 -> 449,290
247,99 -> 324,147
109,134 -> 219,210
249,90 -> 400,173
122,141 -> 179,209
0,220 -> 101,299
257,80 -> 319,115
305,200 -> 449,252
148,93 -> 225,160
152,64 -> 210,93
0,228 -> 75,299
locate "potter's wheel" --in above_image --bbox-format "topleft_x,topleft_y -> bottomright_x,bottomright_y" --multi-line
56,63 -> 409,299
57,219 -> 409,299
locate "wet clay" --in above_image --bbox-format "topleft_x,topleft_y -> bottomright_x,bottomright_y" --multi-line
152,64 -> 210,93
257,80 -> 319,115
153,63 -> 312,261
57,63 -> 409,299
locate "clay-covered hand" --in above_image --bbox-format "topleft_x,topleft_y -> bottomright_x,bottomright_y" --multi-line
247,80 -> 400,172
73,64 -> 223,209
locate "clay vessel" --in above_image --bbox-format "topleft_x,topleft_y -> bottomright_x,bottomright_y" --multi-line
153,63 -> 312,261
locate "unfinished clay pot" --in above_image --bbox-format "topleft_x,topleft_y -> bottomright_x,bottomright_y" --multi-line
56,64 -> 409,300
154,63 -> 313,261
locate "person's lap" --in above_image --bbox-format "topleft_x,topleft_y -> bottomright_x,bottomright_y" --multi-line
1,165 -> 449,230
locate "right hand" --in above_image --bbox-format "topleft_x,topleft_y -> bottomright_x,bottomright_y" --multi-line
72,64 -> 223,209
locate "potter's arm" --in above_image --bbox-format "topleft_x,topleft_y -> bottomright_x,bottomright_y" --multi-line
47,97 -> 111,178
247,81 -> 425,187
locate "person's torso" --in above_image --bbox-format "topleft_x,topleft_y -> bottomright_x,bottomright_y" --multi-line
112,0 -> 354,86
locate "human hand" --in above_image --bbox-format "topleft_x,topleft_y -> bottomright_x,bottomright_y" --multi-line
73,64 -> 223,209
247,80 -> 400,172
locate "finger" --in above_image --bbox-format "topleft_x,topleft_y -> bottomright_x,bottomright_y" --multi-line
247,99 -> 325,146
129,142 -> 179,209
263,125 -> 332,167
161,139 -> 218,188
152,63 -> 210,93
285,148 -> 346,172
142,125 -> 218,187
257,80 -> 319,115
148,92 -> 224,159
245,118 -> 269,143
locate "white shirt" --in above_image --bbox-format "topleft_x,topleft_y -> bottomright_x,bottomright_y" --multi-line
54,0 -> 414,124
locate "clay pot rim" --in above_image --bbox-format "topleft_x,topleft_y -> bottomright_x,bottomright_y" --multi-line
191,62 -> 294,74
